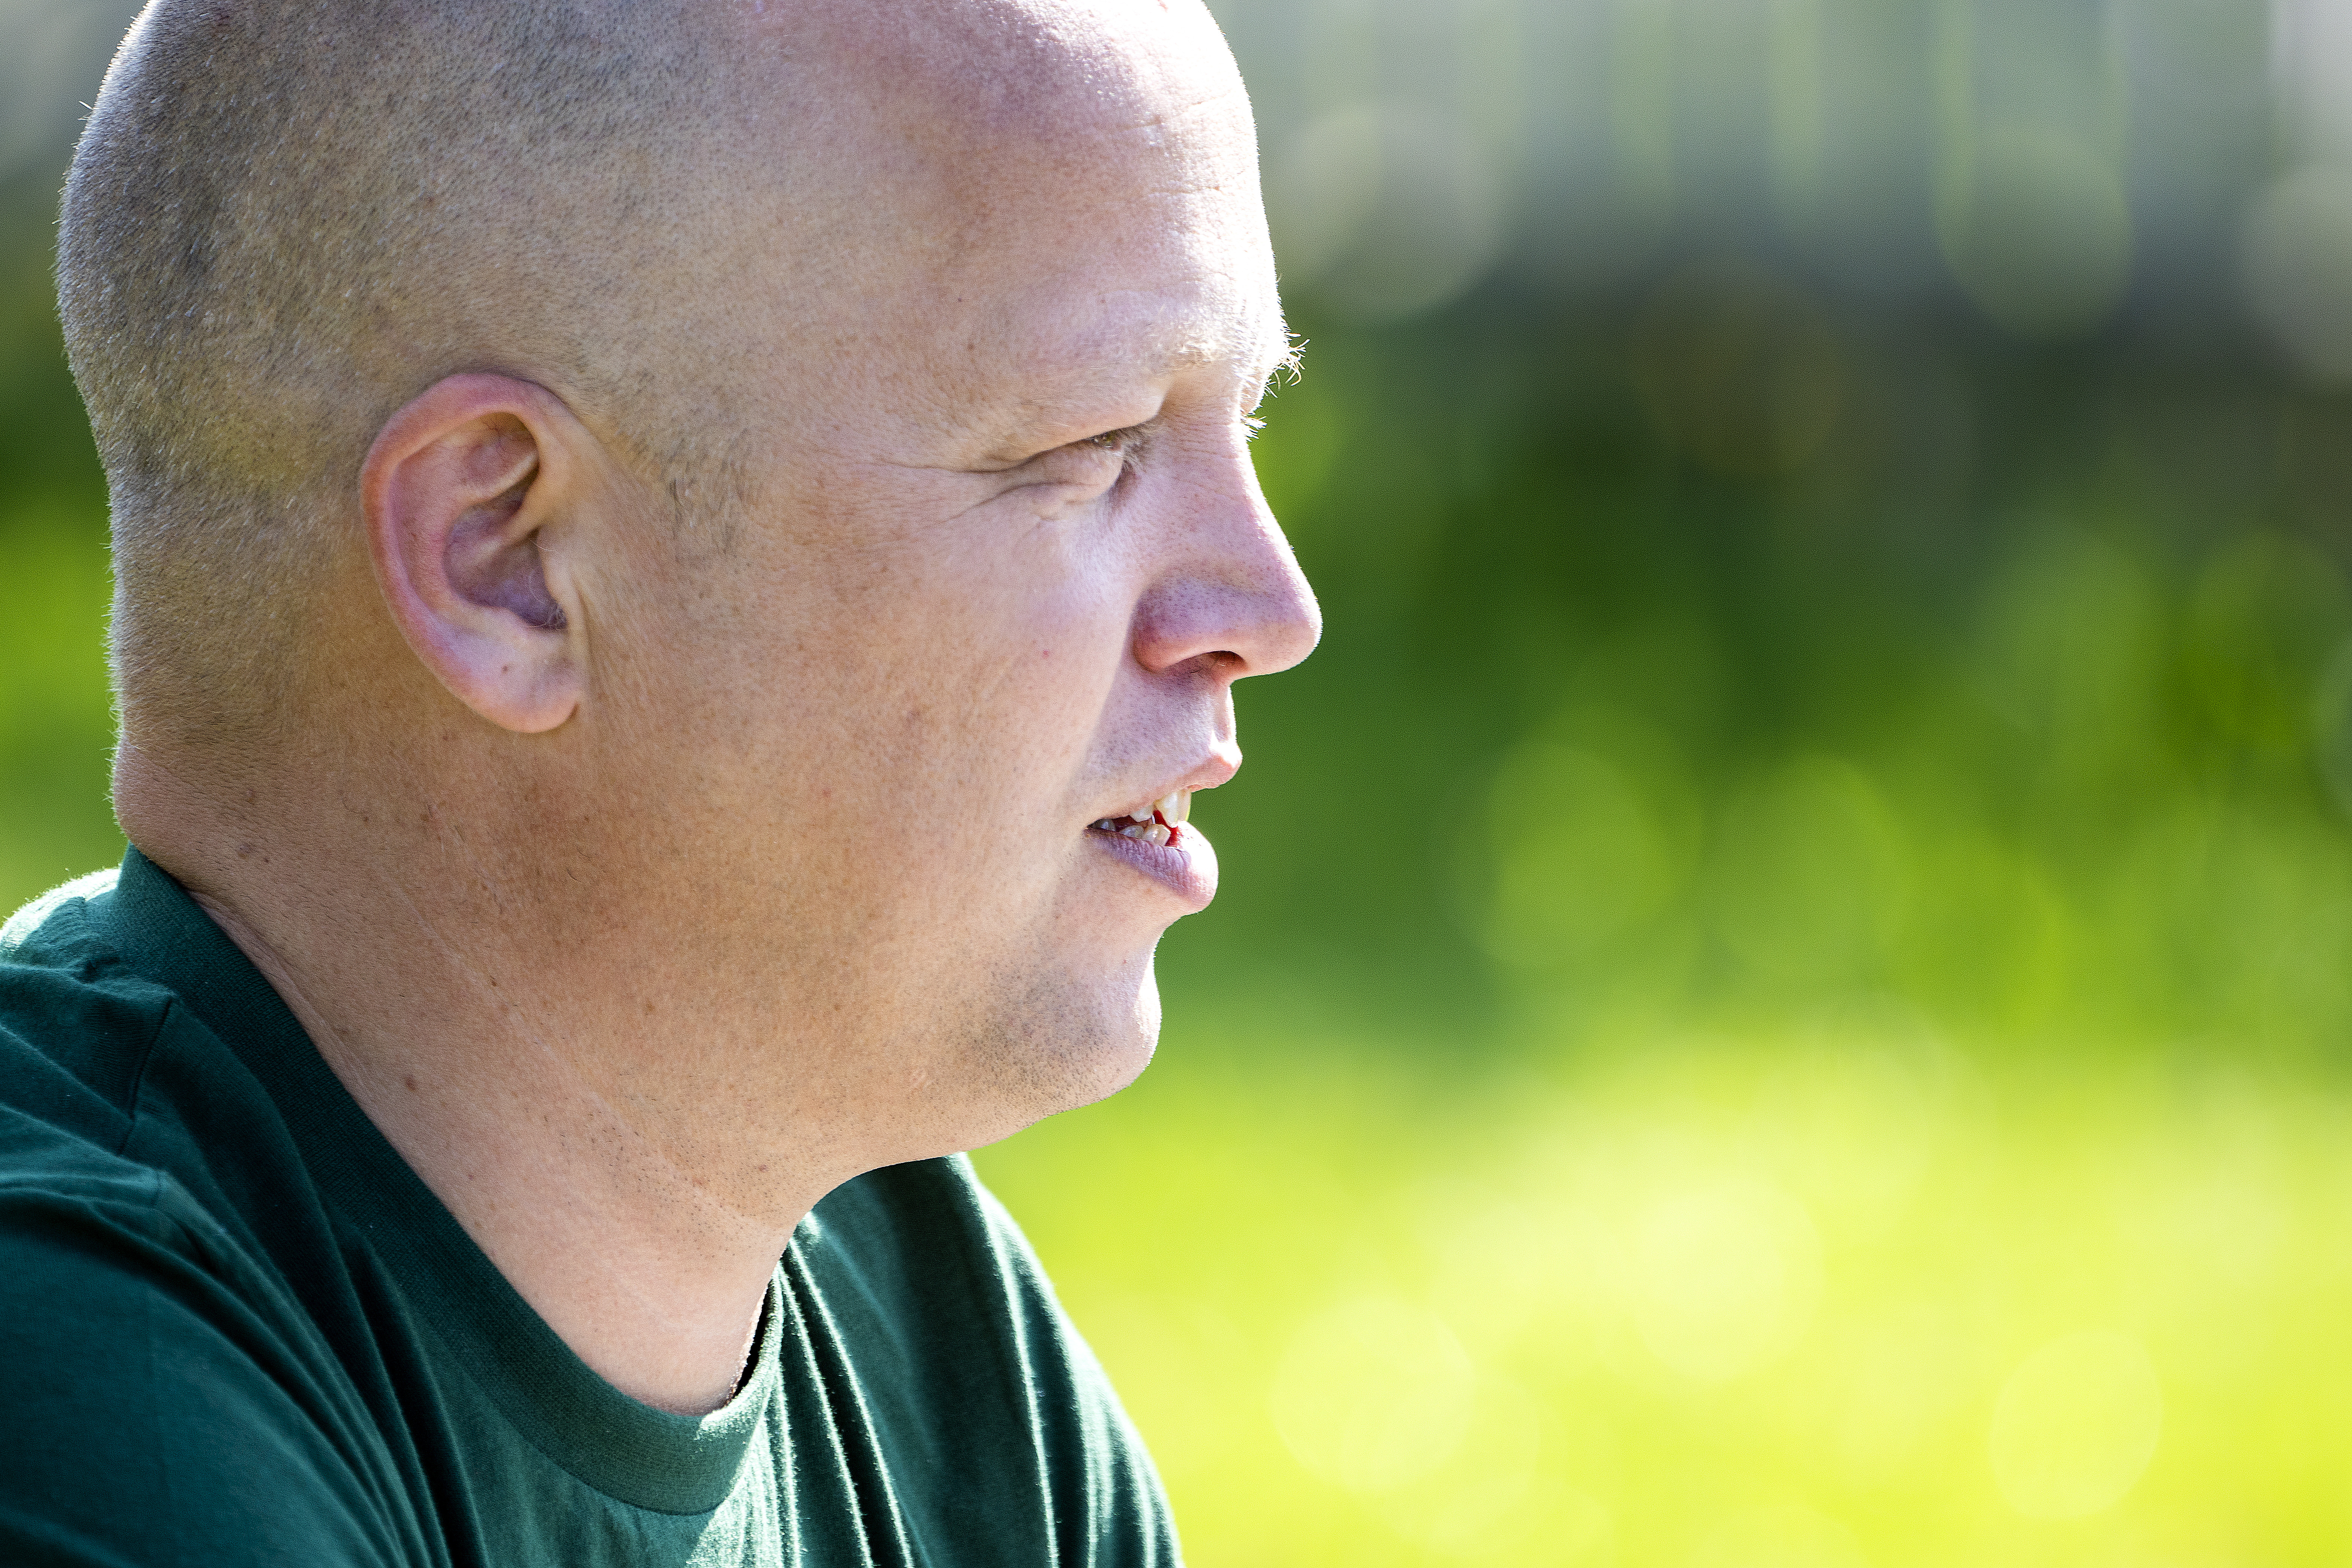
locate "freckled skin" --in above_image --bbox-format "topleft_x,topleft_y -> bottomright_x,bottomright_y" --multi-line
118,0 -> 1317,1416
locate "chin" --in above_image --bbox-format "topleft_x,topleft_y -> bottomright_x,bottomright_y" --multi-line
954,949 -> 1163,1148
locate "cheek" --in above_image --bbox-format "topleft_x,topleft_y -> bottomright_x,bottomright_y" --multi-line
763,507 -> 1131,857
611,469 -> 1142,903
924,523 -> 1133,829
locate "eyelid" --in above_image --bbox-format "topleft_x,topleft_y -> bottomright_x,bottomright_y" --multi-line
1077,422 -> 1152,457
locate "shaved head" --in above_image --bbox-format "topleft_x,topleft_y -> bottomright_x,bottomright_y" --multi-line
65,0 -> 714,748
65,0 -> 1315,1413
61,0 -> 1251,756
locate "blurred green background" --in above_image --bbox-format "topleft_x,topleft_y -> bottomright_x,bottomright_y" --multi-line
13,0 -> 2352,1561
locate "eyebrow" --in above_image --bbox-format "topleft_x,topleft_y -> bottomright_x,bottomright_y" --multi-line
1269,328 -> 1306,383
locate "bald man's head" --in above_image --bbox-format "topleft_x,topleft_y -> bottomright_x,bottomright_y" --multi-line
73,0 -> 1314,1207
62,0 -> 1244,759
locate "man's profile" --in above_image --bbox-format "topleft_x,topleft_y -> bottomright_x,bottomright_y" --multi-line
0,0 -> 1318,1558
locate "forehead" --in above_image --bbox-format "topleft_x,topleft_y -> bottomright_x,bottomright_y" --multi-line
963,164 -> 1286,382
923,179 -> 1287,456
729,0 -> 1284,438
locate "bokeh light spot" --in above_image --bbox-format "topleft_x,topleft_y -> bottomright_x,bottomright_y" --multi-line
1988,1330 -> 2164,1519
1939,127 -> 2132,341
1480,740 -> 1695,968
1693,1502 -> 1871,1568
1270,1297 -> 1478,1492
2243,164 -> 2352,382
1264,102 -> 1508,323
1375,1377 -> 1569,1558
1712,758 -> 1907,992
1626,1181 -> 1822,1383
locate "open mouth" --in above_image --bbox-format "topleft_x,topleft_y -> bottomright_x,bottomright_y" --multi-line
1088,789 -> 1191,849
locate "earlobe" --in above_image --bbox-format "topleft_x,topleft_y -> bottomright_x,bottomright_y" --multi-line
363,375 -> 594,734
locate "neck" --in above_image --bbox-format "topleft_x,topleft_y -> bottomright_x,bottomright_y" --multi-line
115,739 -> 816,1416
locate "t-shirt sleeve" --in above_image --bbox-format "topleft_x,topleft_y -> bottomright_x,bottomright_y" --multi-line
0,1155 -> 404,1568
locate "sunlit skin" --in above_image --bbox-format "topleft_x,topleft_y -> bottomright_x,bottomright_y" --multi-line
112,0 -> 1318,1416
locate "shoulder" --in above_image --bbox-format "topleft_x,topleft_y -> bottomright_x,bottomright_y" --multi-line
802,1156 -> 1181,1565
0,869 -> 242,1316
807,1153 -> 1032,1275
0,867 -> 121,954
803,1155 -> 1071,1345
0,1130 -> 401,1563
0,869 -> 179,1149
0,876 -> 402,1564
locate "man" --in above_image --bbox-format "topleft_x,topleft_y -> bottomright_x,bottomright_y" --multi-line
0,0 -> 1318,1559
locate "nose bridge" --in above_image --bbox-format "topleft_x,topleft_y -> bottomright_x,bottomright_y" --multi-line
1138,434 -> 1321,679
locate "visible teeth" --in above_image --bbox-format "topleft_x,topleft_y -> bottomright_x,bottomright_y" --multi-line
1097,789 -> 1191,838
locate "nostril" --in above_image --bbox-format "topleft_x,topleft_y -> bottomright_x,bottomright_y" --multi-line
1130,556 -> 1317,676
1168,650 -> 1245,681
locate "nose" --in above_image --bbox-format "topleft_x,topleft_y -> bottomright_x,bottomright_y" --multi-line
1129,440 -> 1323,681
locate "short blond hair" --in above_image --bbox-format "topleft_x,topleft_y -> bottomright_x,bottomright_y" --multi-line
60,0 -> 753,755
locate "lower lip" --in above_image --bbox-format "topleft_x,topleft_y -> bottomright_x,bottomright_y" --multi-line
1089,824 -> 1219,910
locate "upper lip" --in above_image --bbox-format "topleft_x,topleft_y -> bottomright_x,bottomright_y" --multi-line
1097,751 -> 1239,823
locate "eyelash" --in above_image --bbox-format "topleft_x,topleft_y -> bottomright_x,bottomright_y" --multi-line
1073,427 -> 1150,486
1084,426 -> 1146,458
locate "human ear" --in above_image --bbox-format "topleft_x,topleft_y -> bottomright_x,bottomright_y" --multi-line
362,374 -> 596,733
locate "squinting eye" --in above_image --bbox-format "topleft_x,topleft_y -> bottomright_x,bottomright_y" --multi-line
1082,426 -> 1145,459
1013,424 -> 1150,490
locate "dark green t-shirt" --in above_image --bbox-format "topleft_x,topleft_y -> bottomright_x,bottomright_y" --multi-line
0,849 -> 1178,1566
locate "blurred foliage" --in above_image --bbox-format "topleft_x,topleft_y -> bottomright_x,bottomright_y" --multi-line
0,168 -> 118,904
14,2 -> 2352,1563
990,1030 -> 2352,1565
